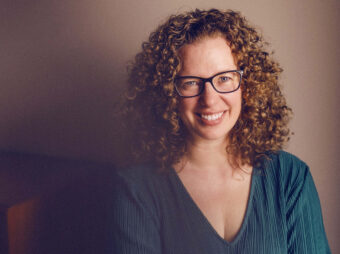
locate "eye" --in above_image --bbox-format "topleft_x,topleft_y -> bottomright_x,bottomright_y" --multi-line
175,78 -> 202,92
183,80 -> 199,86
219,76 -> 231,82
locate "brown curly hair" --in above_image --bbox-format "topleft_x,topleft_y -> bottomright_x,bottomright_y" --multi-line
121,8 -> 292,169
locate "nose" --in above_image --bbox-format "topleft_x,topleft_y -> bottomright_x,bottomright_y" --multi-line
199,81 -> 219,106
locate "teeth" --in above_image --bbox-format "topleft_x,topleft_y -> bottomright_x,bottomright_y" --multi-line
201,112 -> 224,121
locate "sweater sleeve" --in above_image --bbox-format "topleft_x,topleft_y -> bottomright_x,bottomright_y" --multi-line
107,171 -> 161,254
285,163 -> 331,254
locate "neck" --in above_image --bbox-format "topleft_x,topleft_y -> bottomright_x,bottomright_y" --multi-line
180,135 -> 234,173
173,135 -> 252,181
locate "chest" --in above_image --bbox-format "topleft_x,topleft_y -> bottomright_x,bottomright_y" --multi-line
177,172 -> 252,242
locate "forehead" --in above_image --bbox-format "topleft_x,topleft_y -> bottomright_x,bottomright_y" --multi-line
178,35 -> 237,76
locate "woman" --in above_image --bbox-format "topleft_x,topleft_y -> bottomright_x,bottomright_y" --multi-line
110,9 -> 331,253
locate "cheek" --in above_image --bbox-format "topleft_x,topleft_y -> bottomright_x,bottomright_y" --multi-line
234,94 -> 243,120
178,98 -> 196,116
235,93 -> 242,109
234,90 -> 242,105
177,100 -> 187,123
177,99 -> 199,129
223,91 -> 242,109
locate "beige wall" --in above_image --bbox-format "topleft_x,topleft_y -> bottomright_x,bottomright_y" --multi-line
1,0 -> 339,252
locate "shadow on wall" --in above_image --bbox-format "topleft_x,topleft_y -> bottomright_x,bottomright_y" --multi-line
1,2 -> 135,251
0,0 -> 134,166
0,151 -> 117,254
7,170 -> 114,254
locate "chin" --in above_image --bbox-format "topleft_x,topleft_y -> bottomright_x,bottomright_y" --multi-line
193,129 -> 231,142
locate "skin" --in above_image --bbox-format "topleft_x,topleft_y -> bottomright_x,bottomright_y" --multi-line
174,35 -> 252,242
177,35 -> 242,144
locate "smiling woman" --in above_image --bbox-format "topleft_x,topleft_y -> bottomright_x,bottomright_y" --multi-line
110,8 -> 331,254
176,36 -> 242,143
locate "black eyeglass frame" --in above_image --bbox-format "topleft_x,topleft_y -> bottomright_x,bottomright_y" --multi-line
174,70 -> 243,98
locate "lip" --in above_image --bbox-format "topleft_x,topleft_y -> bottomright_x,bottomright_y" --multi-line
195,111 -> 226,126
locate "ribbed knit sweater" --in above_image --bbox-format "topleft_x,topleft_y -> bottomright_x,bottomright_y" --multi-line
108,151 -> 331,253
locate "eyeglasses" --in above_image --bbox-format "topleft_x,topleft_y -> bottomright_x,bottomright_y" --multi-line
174,70 -> 243,98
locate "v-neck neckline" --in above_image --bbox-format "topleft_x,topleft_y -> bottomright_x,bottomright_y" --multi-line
170,166 -> 257,246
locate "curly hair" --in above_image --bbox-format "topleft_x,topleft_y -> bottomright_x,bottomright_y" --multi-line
121,8 -> 292,170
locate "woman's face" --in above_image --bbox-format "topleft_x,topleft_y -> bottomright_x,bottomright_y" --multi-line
177,36 -> 242,143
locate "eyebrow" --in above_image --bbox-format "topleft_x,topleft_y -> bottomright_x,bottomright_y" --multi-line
175,69 -> 240,79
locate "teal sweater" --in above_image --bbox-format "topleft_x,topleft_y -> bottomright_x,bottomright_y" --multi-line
109,151 -> 331,253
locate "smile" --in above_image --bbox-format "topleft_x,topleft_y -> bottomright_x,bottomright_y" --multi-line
200,111 -> 224,121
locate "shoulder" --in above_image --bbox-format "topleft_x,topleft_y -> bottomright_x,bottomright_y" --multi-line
273,150 -> 307,167
113,163 -> 168,188
109,164 -> 165,242
111,163 -> 170,208
113,163 -> 155,182
262,150 -> 309,177
259,151 -> 313,198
